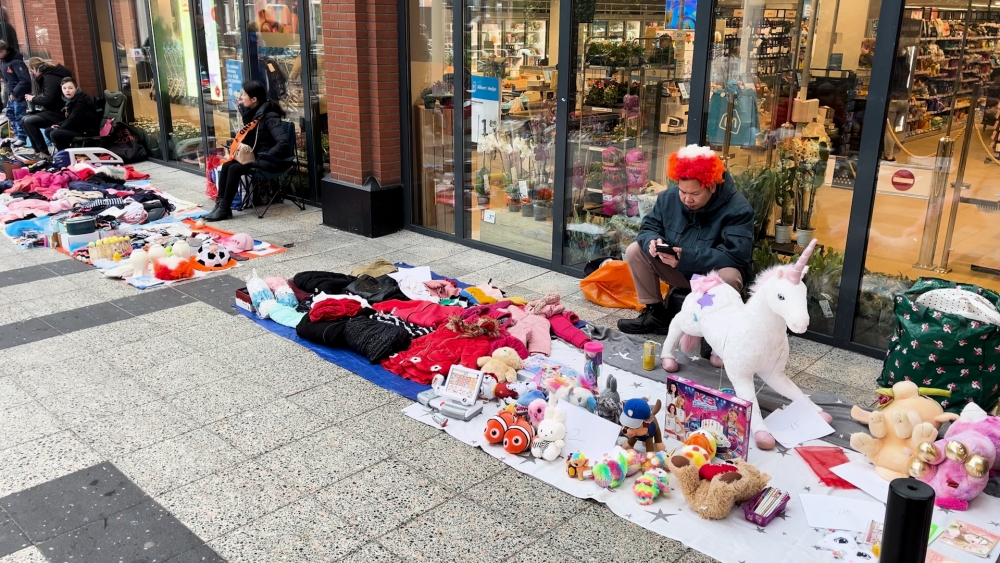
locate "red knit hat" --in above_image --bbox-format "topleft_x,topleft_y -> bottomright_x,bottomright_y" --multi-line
667,144 -> 725,188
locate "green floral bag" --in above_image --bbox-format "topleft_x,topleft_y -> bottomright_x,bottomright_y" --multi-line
879,278 -> 1000,413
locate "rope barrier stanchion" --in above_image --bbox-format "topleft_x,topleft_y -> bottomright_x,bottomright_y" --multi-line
885,119 -> 938,159
974,126 -> 1000,166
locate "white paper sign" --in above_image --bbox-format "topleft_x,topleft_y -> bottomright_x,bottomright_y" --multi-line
763,397 -> 835,448
830,460 -> 891,503
558,399 -> 622,461
799,494 -> 885,532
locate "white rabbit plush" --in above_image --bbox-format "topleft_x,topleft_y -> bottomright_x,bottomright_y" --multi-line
531,398 -> 567,461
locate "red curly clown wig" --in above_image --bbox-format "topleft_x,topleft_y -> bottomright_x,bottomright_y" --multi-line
667,144 -> 725,188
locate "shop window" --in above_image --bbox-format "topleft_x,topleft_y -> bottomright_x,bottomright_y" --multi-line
111,0 -> 164,155
197,0 -> 245,177
696,0 -> 878,336
462,0 -> 556,258
409,0 -> 455,233
149,0 -> 206,169
854,5 -> 1000,349
562,4 -> 696,267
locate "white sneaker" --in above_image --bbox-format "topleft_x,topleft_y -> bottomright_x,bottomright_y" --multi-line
12,139 -> 25,147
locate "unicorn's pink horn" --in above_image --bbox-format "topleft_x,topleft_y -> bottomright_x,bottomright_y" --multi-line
790,239 -> 818,285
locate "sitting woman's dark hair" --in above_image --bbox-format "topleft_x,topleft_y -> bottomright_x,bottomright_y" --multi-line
242,80 -> 286,118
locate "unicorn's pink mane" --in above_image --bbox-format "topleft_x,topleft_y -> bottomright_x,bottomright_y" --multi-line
749,264 -> 791,295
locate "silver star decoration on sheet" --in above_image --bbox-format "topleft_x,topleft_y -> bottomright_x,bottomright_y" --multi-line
839,434 -> 844,439
469,440 -> 478,446
647,509 -> 676,523
775,512 -> 790,520
519,455 -> 537,464
775,445 -> 791,457
989,521 -> 999,528
812,546 -> 823,551
836,399 -> 844,404
633,382 -> 644,388
625,514 -> 633,519
940,507 -> 953,514
755,526 -> 766,534
803,486 -> 812,492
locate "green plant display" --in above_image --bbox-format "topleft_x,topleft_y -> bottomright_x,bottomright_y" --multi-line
732,166 -> 777,243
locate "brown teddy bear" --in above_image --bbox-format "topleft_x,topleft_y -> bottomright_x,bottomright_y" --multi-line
667,455 -> 770,520
477,347 -> 524,383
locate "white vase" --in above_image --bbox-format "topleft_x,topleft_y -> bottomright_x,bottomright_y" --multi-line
129,249 -> 149,277
774,224 -> 792,244
796,228 -> 815,248
171,240 -> 192,259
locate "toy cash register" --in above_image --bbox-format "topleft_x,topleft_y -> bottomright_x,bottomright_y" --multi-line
417,365 -> 485,421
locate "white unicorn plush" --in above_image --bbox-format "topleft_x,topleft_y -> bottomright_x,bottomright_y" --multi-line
659,239 -> 832,449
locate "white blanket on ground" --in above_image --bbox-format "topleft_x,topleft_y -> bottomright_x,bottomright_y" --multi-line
403,340 -> 1000,563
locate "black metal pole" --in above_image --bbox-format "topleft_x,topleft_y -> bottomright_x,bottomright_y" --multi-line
879,478 -> 935,563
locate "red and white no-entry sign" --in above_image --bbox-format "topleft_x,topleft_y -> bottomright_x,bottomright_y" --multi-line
891,169 -> 915,191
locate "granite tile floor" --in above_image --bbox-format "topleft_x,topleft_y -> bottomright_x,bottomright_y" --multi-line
0,162 -> 887,563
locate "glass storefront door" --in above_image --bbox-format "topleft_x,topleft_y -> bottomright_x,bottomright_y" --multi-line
150,0 -> 207,169
194,0 -> 244,168
856,3 -> 1000,349
462,0 -> 558,259
409,0 -> 455,233
562,4 -> 694,268
691,0 -> 879,336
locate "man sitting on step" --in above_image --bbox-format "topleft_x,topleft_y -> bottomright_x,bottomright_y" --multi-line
617,144 -> 754,335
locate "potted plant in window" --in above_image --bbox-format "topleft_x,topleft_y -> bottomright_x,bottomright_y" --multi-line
506,183 -> 522,212
419,87 -> 435,110
791,138 -> 829,248
733,165 -> 777,244
533,187 -> 553,221
566,214 -> 609,264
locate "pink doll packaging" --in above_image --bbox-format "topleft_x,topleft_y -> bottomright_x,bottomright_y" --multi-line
667,375 -> 752,461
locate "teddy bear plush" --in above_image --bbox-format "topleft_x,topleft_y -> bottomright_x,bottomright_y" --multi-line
667,455 -> 770,520
477,346 -> 524,383
850,381 -> 957,480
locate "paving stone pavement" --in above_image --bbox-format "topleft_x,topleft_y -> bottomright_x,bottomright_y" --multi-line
0,162 -> 885,563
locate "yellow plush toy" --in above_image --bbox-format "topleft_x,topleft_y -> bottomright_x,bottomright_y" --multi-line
477,347 -> 524,383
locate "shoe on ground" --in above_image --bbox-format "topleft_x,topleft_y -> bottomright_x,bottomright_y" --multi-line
204,205 -> 233,222
617,302 -> 672,335
12,139 -> 25,147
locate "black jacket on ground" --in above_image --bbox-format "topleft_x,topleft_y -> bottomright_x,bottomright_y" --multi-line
237,101 -> 289,161
0,49 -> 30,100
59,91 -> 100,134
635,171 -> 755,280
32,63 -> 72,112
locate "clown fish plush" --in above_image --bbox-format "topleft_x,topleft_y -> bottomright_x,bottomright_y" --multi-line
502,416 -> 534,455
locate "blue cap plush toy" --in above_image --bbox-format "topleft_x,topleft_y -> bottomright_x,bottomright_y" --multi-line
620,398 -> 665,452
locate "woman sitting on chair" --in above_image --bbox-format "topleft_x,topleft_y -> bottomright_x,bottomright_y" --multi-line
206,80 -> 288,222
48,77 -> 100,152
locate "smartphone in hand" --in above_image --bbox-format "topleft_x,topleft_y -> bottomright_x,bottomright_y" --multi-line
655,243 -> 677,257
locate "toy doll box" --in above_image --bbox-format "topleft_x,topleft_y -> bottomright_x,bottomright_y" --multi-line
667,375 -> 752,461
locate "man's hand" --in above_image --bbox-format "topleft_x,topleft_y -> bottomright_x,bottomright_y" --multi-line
7,95 -> 12,102
50,124 -> 58,129
24,94 -> 32,102
658,247 -> 681,267
647,238 -> 663,258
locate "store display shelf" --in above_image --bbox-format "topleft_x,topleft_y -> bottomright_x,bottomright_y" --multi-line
905,119 -> 967,140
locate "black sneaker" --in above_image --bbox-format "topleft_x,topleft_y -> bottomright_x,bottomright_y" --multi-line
617,303 -> 672,334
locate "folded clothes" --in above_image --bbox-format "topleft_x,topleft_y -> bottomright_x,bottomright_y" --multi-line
309,298 -> 362,322
292,271 -> 357,295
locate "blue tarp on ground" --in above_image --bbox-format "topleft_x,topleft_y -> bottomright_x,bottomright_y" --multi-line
233,264 -> 470,401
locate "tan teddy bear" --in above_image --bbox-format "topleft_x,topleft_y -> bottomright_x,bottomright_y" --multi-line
476,347 -> 524,383
850,381 -> 957,481
667,456 -> 770,520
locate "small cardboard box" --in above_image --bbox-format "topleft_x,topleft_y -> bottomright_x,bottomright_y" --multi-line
234,287 -> 255,313
50,231 -> 100,252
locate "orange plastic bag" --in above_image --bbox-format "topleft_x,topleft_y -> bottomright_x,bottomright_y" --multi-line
579,260 -> 669,311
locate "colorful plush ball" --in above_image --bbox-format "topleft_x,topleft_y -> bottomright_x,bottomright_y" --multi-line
485,411 -> 515,444
622,448 -> 643,477
643,451 -> 671,472
685,430 -> 718,460
593,452 -> 627,489
502,416 -> 534,455
566,452 -> 592,480
633,468 -> 670,505
680,444 -> 710,467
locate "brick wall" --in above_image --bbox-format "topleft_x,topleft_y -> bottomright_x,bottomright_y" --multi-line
322,0 -> 402,186
9,0 -> 98,94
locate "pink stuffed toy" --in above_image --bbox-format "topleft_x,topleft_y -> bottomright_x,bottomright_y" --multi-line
908,403 -> 1000,511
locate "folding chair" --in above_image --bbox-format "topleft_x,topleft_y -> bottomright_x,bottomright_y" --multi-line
244,121 -> 305,219
70,90 -> 127,148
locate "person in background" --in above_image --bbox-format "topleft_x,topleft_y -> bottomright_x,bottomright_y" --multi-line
22,58 -> 71,157
47,77 -> 99,152
205,80 -> 288,222
0,8 -> 18,52
617,144 -> 754,337
0,40 -> 29,146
